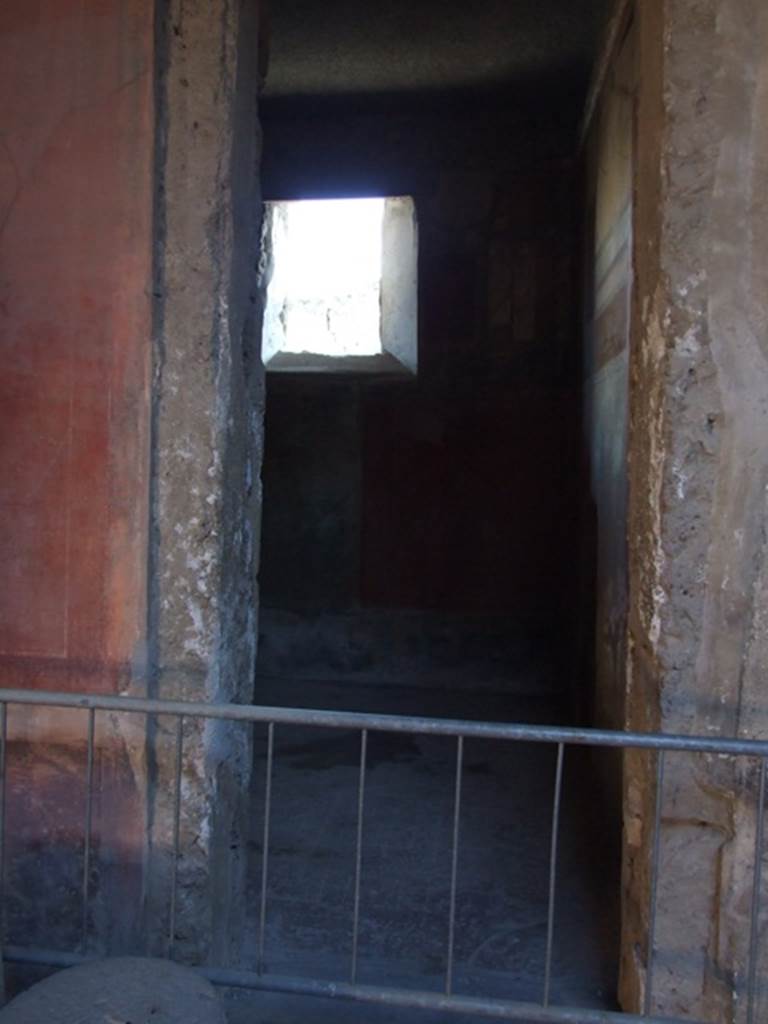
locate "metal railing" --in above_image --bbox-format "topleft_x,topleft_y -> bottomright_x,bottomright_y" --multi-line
0,686 -> 766,1024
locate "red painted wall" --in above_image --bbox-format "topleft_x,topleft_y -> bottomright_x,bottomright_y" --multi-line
0,0 -> 155,954
0,0 -> 154,694
361,386 -> 579,622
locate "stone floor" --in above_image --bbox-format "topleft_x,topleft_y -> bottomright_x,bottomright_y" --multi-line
225,679 -> 620,1022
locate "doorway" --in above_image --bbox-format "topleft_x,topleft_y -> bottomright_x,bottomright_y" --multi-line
244,0 -> 621,1018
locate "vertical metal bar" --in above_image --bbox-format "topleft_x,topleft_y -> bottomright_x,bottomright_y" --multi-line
446,735 -> 464,995
543,742 -> 565,1007
81,707 -> 95,951
350,728 -> 368,983
258,721 -> 275,975
0,703 -> 7,947
746,757 -> 766,1024
168,715 -> 184,958
644,749 -> 666,1017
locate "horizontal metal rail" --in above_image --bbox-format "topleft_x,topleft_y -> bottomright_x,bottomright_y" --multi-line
2,947 -> 704,1024
0,687 -> 763,1024
0,687 -> 767,756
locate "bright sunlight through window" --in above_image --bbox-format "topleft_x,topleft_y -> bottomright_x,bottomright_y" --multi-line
263,196 -> 417,374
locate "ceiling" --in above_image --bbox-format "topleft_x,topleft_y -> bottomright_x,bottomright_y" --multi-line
263,0 -> 611,106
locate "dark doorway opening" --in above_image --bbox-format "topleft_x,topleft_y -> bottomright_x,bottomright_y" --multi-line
240,2 -> 621,1020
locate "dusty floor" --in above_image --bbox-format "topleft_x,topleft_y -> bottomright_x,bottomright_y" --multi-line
225,679 -> 620,1022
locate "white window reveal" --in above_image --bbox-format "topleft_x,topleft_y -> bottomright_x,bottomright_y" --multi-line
262,196 -> 418,374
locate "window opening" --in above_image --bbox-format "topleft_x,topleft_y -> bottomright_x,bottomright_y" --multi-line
262,196 -> 417,374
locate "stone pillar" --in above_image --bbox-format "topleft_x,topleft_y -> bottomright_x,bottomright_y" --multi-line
146,0 -> 264,964
623,1 -> 768,1019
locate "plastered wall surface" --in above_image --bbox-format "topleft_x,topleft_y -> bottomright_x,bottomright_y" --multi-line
0,0 -> 264,964
583,23 -> 635,738
0,1 -> 153,690
0,0 -> 155,953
